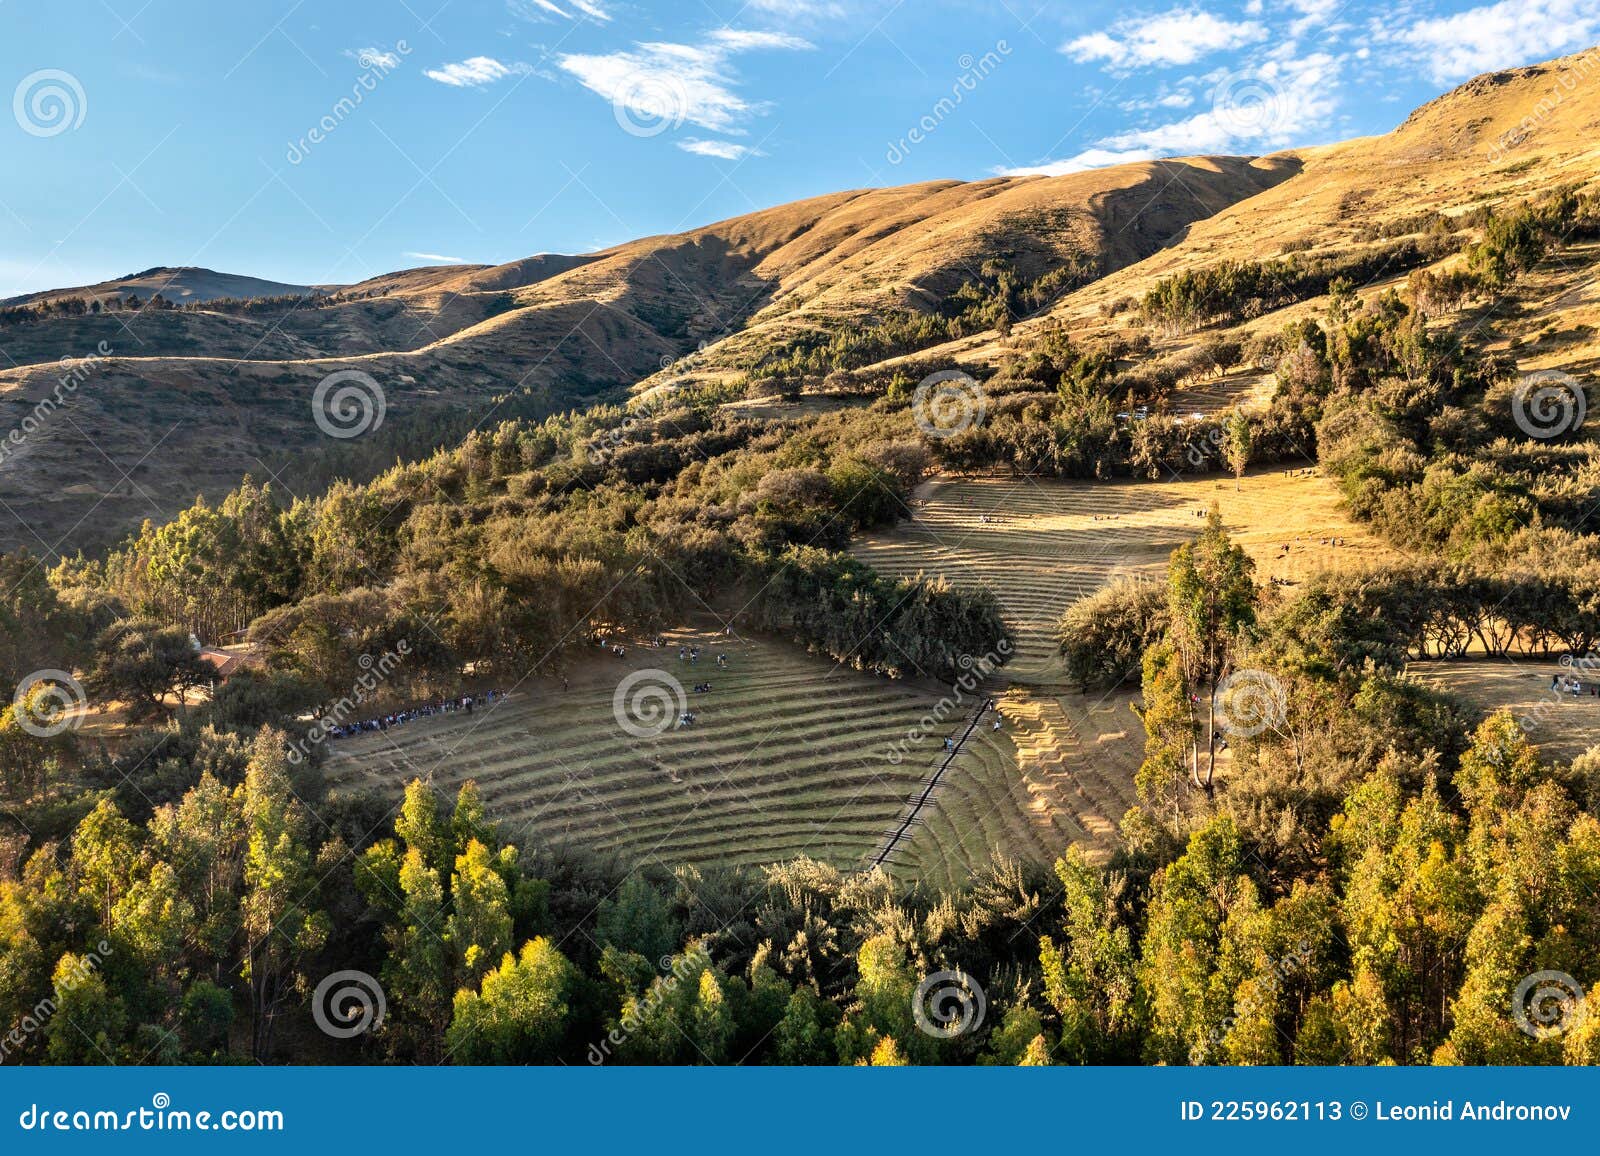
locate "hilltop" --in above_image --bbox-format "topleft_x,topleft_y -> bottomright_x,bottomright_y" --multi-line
4,50 -> 1600,557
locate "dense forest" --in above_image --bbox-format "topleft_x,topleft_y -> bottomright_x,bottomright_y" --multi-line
3,186 -> 1600,1065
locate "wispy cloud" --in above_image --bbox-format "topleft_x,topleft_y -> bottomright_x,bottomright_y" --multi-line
424,56 -> 534,87
507,0 -> 611,21
1066,7 -> 1267,69
1383,0 -> 1600,83
747,0 -> 846,15
678,138 -> 761,159
345,47 -> 400,69
708,29 -> 814,51
404,251 -> 467,263
1003,146 -> 1161,177
557,28 -> 813,136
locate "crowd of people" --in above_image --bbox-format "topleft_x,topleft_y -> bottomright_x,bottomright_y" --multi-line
323,690 -> 506,740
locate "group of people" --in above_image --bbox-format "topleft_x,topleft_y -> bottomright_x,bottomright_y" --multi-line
324,689 -> 505,740
1550,674 -> 1598,697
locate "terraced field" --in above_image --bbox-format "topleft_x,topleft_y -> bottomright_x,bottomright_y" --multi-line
852,467 -> 1391,877
323,626 -> 1013,875
853,468 -> 1391,681
326,468 -> 1388,885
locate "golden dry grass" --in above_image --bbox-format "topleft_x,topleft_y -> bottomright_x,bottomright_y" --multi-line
325,468 -> 1391,884
1410,658 -> 1600,763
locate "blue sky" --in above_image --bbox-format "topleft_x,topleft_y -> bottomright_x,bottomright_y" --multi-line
2,0 -> 1597,297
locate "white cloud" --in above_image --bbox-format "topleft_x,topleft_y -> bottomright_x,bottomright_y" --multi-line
1000,147 -> 1161,176
1387,0 -> 1600,83
1066,7 -> 1268,69
424,56 -> 533,87
404,251 -> 467,263
679,138 -> 760,159
1008,51 -> 1340,176
507,0 -> 610,20
347,47 -> 400,69
708,29 -> 815,51
557,29 -> 813,134
747,0 -> 847,15
1098,52 -> 1340,153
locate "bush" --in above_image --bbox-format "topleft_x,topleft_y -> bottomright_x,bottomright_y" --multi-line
1058,578 -> 1168,691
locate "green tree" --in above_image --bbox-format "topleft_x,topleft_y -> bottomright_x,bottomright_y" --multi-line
445,937 -> 575,1063
1223,410 -> 1252,490
1165,513 -> 1257,791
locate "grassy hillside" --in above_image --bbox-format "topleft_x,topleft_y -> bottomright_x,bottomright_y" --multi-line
0,160 -> 1292,555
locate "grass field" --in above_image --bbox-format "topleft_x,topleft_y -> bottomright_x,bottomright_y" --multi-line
324,625 -> 989,875
326,467 -> 1386,884
853,467 -> 1391,681
1411,659 -> 1600,763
